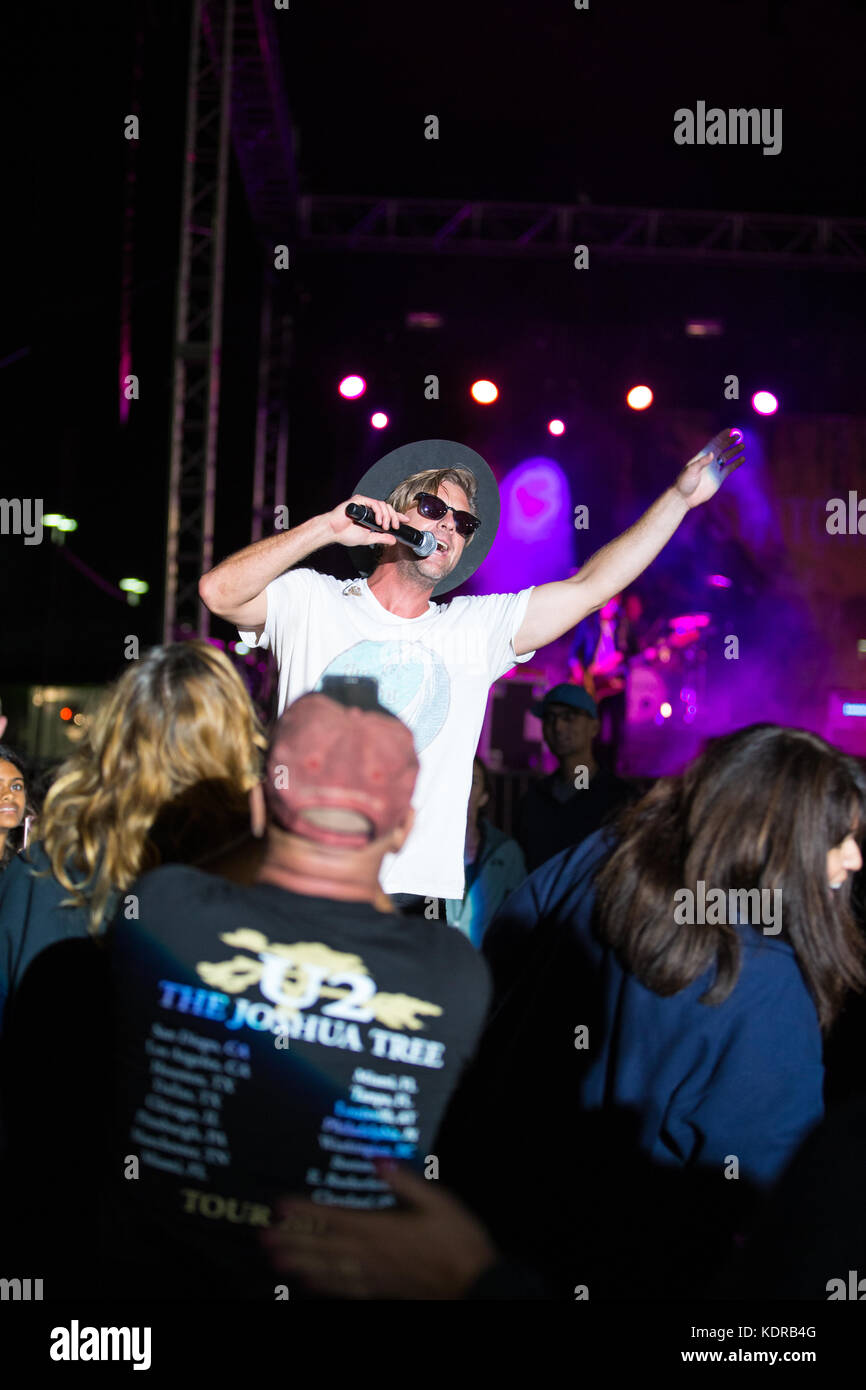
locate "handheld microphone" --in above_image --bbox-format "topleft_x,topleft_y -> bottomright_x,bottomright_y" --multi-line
345,503 -> 438,557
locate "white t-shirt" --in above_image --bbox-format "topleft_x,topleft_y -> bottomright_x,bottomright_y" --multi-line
239,569 -> 536,899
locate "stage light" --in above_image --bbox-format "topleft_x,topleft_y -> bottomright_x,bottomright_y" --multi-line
370,411 -> 389,429
685,319 -> 723,337
59,707 -> 73,721
43,513 -> 77,532
339,375 -> 366,400
708,573 -> 733,588
234,642 -> 251,656
751,390 -> 778,415
470,379 -> 499,405
119,578 -> 149,595
405,312 -> 443,330
547,419 -> 566,436
626,385 -> 653,411
660,702 -> 672,719
480,456 -> 573,593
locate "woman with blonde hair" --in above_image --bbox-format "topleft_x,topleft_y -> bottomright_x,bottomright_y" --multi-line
0,641 -> 266,1034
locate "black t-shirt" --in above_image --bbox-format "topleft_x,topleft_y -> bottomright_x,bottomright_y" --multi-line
514,770 -> 633,873
108,865 -> 491,1297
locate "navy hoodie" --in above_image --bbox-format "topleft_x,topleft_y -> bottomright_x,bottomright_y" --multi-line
437,828 -> 824,1296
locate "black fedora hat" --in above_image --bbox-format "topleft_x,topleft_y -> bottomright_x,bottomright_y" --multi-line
348,439 -> 500,597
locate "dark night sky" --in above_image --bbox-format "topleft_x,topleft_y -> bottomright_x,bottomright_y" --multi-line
6,0 -> 866,685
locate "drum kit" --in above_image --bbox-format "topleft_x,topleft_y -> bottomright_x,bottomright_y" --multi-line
626,612 -> 712,726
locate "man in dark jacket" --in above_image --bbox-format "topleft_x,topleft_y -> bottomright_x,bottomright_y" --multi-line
515,684 -> 634,872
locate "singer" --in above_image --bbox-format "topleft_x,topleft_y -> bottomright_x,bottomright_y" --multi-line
199,434 -> 743,911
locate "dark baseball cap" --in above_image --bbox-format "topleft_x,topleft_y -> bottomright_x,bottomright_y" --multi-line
532,683 -> 598,719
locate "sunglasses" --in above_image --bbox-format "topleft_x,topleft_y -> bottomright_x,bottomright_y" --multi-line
413,492 -> 481,538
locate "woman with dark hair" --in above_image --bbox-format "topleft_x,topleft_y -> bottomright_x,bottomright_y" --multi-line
263,723 -> 866,1300
434,723 -> 866,1297
0,746 -> 31,873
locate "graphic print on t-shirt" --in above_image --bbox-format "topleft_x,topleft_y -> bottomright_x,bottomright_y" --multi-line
132,924 -> 459,1228
195,928 -> 443,1036
316,638 -> 450,752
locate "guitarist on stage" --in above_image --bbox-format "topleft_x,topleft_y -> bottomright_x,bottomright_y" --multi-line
568,592 -> 645,772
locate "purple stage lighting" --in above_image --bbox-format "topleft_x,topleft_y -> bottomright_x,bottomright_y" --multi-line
370,411 -> 388,429
708,573 -> 733,588
339,374 -> 366,400
548,419 -> 566,436
471,456 -> 574,597
751,390 -> 778,415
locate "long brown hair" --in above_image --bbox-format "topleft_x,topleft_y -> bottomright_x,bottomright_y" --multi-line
594,724 -> 866,1031
32,642 -> 266,934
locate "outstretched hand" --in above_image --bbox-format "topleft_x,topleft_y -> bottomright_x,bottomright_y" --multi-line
261,1159 -> 499,1300
675,428 -> 745,509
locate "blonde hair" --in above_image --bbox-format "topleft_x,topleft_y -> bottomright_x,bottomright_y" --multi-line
32,642 -> 266,935
368,467 -> 479,566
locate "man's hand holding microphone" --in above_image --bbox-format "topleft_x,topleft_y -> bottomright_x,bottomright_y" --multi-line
325,495 -> 406,547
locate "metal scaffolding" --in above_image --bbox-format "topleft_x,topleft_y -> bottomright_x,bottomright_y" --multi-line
230,0 -> 296,547
252,271 -> 292,543
297,195 -> 866,270
163,0 -> 234,643
162,0 -> 297,641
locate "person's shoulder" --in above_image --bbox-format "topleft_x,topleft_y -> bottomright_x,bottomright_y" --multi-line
272,566 -> 338,597
530,825 -> 616,897
435,919 -> 492,981
698,927 -> 818,1039
131,862 -> 227,911
483,821 -> 523,860
0,846 -> 34,894
1,840 -> 64,901
481,819 -> 509,848
10,839 -> 51,874
737,927 -> 810,993
446,587 -> 531,614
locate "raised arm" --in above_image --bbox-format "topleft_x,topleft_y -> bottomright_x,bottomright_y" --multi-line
198,494 -> 407,634
513,428 -> 744,657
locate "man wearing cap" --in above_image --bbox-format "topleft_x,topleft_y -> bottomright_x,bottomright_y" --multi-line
515,684 -> 634,873
106,679 -> 491,1298
199,431 -> 744,913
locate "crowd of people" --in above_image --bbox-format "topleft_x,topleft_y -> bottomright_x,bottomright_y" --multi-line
2,435 -> 864,1301
0,649 -> 863,1300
